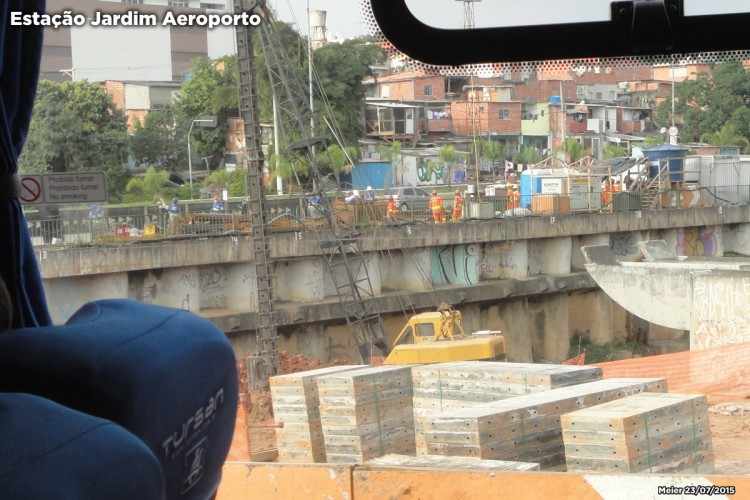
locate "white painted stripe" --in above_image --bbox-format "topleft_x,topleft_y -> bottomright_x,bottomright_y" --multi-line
585,475 -> 729,500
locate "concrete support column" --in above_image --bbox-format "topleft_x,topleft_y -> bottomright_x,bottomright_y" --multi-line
199,263 -> 257,313
572,290 -> 628,346
323,253 -> 382,298
153,267 -> 201,313
662,227 -> 723,257
572,234 -> 610,272
479,241 -> 529,280
529,237 -> 572,276
45,272 -> 129,324
274,259 -> 326,303
529,294 -> 571,362
723,223 -> 750,256
380,249 -> 433,292
460,303 -> 482,335
488,300 -> 533,362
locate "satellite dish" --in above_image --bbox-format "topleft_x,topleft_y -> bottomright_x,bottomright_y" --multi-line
660,127 -> 668,135
669,126 -> 679,137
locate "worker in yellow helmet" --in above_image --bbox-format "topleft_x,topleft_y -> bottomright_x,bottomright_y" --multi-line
452,190 -> 464,223
430,190 -> 445,224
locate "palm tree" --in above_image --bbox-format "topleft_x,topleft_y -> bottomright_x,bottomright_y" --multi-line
562,138 -> 585,163
701,123 -> 750,153
438,145 -> 457,184
319,144 -> 359,187
378,141 -> 402,186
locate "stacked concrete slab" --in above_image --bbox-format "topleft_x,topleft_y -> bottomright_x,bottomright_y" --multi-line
412,362 -> 603,454
419,378 -> 667,470
562,393 -> 714,473
368,454 -> 540,472
270,365 -> 364,463
318,365 -> 416,463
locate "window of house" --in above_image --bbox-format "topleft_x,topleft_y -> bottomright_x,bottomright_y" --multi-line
499,109 -> 510,120
576,86 -> 585,100
424,85 -> 433,96
381,85 -> 390,98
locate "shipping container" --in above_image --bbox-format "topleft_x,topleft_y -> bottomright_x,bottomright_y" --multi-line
643,144 -> 689,182
352,161 -> 393,190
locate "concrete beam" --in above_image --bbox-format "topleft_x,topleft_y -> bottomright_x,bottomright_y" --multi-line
209,273 -> 597,335
480,241 -> 529,280
44,272 -> 128,324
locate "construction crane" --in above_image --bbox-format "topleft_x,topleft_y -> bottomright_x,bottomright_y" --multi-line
234,0 -> 387,389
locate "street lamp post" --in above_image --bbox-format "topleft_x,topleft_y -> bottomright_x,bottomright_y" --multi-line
187,116 -> 218,198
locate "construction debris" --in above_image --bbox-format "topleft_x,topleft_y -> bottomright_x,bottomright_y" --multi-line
318,365 -> 416,463
562,393 -> 714,473
412,362 -> 602,453
419,378 -> 666,470
270,365 -> 364,463
367,454 -> 540,472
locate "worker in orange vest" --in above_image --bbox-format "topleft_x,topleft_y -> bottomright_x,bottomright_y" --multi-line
430,190 -> 445,224
452,190 -> 464,223
508,185 -> 520,210
386,195 -> 398,221
602,179 -> 613,207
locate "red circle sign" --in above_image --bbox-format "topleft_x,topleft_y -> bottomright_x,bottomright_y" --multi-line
20,177 -> 42,203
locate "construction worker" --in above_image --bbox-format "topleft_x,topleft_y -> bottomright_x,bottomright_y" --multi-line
386,195 -> 398,221
430,190 -> 445,224
602,179 -> 613,207
508,185 -> 520,210
452,190 -> 464,222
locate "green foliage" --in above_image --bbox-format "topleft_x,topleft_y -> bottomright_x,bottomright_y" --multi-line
269,152 -> 309,186
203,168 -> 248,197
643,135 -> 663,147
561,138 -> 585,163
479,140 -> 504,163
438,145 -> 457,165
123,167 -> 172,203
655,62 -> 750,145
603,144 -> 628,159
377,141 -> 401,162
175,56 -> 238,170
312,38 -> 385,143
514,145 -> 541,165
318,144 -> 358,185
700,122 -> 750,152
19,80 -> 129,199
130,107 -> 185,170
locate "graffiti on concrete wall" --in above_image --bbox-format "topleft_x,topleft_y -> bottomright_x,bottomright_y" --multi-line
691,274 -> 750,350
677,227 -> 719,257
200,266 -> 228,309
431,244 -> 480,287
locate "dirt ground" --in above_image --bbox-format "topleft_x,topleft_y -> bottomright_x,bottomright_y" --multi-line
706,385 -> 750,474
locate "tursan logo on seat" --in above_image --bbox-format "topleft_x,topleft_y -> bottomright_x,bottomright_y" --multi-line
162,388 -> 225,460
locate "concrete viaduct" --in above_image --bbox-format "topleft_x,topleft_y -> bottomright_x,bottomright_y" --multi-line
36,206 -> 750,363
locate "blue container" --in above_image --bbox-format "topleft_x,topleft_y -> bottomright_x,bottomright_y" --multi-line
643,144 -> 689,182
352,162 -> 393,189
549,95 -> 561,105
520,170 -> 541,209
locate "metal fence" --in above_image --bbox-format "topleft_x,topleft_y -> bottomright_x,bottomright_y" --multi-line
27,185 -> 750,248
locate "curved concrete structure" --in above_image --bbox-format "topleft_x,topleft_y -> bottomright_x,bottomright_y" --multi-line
583,241 -> 750,350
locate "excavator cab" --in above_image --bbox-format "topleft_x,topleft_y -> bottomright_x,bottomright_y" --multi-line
384,308 -> 506,365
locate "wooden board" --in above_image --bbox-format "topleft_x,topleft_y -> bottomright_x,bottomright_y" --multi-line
367,454 -> 540,472
561,392 -> 714,474
418,378 -> 667,469
318,365 -> 417,463
411,362 -> 602,454
270,365 -> 365,463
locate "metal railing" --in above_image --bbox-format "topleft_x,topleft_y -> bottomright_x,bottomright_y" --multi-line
28,185 -> 750,248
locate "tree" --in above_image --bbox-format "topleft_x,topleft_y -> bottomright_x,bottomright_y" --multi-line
318,144 -> 358,186
130,106 -> 185,171
175,56 -> 239,170
123,167 -> 172,203
656,62 -> 750,143
561,139 -> 585,163
203,168 -> 248,197
514,145 -> 541,165
480,140 -> 505,164
378,141 -> 402,186
701,122 -> 750,152
604,144 -> 628,159
19,80 -> 129,199
269,152 -> 308,189
313,38 -> 385,143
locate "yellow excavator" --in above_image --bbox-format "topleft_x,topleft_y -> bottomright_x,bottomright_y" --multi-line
384,305 -> 506,365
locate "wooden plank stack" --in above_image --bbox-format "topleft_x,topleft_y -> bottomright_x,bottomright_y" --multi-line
270,365 -> 364,463
562,393 -> 714,474
318,365 -> 416,463
412,362 -> 602,454
368,454 -> 540,472
419,378 -> 667,470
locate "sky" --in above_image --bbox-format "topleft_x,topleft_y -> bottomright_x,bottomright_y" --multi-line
274,0 -> 750,39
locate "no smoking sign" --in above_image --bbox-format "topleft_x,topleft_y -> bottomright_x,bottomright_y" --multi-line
19,175 -> 43,204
